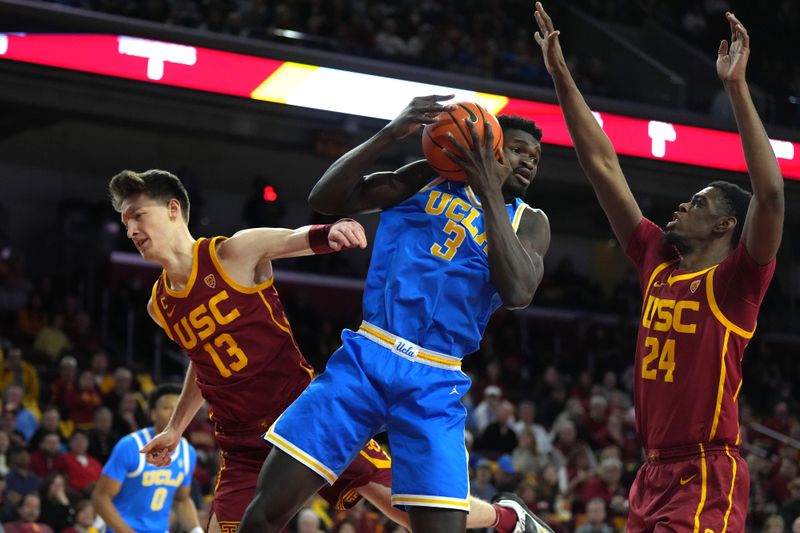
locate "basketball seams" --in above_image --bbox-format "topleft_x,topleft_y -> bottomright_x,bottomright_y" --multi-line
448,107 -> 473,147
423,129 -> 462,174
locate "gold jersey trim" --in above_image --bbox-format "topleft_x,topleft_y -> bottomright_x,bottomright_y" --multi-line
208,236 -> 275,294
161,239 -> 202,298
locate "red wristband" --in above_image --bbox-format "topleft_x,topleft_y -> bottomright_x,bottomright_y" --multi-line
309,224 -> 334,254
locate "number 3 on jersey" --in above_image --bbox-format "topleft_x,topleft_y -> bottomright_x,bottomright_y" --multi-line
431,220 -> 466,261
641,336 -> 675,382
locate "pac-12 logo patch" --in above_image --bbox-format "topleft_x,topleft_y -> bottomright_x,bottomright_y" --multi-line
204,274 -> 216,288
690,279 -> 701,293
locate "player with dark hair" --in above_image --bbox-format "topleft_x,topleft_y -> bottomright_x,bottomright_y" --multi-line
237,98 -> 553,533
92,383 -> 200,533
533,3 -> 783,530
110,169 -> 545,533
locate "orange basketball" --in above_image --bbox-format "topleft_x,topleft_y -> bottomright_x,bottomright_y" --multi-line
422,102 -> 504,182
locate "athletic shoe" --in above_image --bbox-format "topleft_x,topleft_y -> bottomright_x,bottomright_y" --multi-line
492,492 -> 554,533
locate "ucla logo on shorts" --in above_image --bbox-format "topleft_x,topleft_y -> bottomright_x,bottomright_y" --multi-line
393,339 -> 419,359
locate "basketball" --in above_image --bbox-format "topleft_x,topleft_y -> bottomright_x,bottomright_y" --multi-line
422,102 -> 504,182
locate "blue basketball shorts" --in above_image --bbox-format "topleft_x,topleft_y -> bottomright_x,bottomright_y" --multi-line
266,322 -> 472,511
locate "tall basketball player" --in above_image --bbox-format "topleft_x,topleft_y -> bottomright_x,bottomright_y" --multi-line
237,101 -> 553,533
533,3 -> 783,530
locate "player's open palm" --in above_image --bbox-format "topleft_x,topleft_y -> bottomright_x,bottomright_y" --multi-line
385,95 -> 456,140
141,428 -> 180,467
533,2 -> 566,75
328,218 -> 367,251
717,12 -> 749,84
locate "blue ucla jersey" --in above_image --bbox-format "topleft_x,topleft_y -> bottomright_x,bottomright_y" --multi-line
103,427 -> 196,533
362,178 -> 529,358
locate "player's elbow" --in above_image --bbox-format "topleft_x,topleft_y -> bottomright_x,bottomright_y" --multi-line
308,179 -> 348,216
307,187 -> 328,214
501,285 -> 535,310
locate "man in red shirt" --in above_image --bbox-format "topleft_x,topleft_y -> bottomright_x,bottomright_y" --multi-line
534,3 -> 783,531
62,431 -> 102,496
29,432 -> 66,479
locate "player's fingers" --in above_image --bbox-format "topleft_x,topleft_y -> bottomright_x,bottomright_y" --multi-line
536,2 -> 555,31
464,119 -> 481,149
357,231 -> 368,248
421,94 -> 455,102
534,11 -> 545,32
725,12 -> 737,37
497,148 -> 508,165
483,119 -> 494,149
534,31 -> 544,46
442,148 -> 466,166
718,39 -> 728,56
548,30 -> 561,42
344,229 -> 360,248
445,132 -> 469,156
736,24 -> 749,48
334,230 -> 355,248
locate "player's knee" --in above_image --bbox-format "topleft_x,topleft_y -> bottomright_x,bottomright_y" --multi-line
240,490 -> 292,532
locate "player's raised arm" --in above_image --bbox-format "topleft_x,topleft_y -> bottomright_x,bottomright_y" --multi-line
308,95 -> 456,215
533,2 -> 642,248
717,13 -> 784,264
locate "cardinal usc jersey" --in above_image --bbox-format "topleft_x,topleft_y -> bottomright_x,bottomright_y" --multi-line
151,237 -> 313,430
625,219 -> 775,451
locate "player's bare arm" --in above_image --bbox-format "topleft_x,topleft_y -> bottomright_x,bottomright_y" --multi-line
445,119 -> 550,309
533,2 -> 642,249
91,476 -> 137,533
309,95 -> 457,215
214,220 -> 367,287
717,13 -> 784,264
141,363 -> 204,467
172,485 -> 202,532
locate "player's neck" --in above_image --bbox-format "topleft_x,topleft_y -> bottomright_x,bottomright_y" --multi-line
160,231 -> 197,291
678,239 -> 732,272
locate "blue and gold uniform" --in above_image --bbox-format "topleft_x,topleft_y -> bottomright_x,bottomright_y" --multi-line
268,179 -> 529,510
103,427 -> 196,533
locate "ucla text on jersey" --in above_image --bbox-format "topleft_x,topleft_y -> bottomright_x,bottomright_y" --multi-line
363,178 -> 529,358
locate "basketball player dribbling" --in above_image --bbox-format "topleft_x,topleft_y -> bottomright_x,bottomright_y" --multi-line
533,3 -> 783,530
237,97 -> 553,533
110,169 -> 553,533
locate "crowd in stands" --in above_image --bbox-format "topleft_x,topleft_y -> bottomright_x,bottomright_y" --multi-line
42,0 -> 800,127
0,220 -> 798,533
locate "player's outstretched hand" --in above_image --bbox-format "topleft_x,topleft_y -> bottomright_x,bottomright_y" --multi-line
444,118 -> 512,196
384,95 -> 457,141
533,2 -> 567,76
328,218 -> 367,251
141,428 -> 181,467
717,12 -> 749,84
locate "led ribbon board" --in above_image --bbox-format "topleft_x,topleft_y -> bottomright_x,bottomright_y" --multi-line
1,33 -> 798,180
